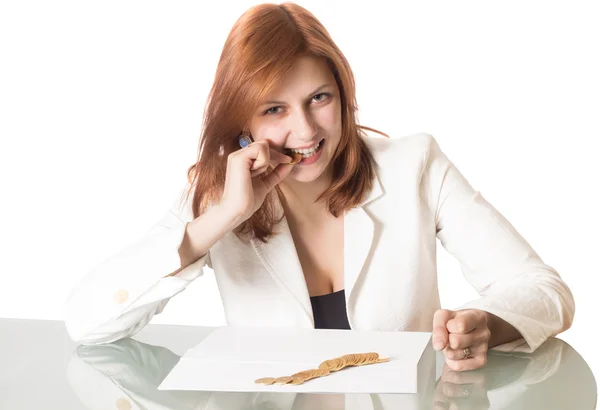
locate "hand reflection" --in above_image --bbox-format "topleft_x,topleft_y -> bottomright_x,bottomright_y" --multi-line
429,337 -> 597,410
432,364 -> 490,410
65,336 -> 597,410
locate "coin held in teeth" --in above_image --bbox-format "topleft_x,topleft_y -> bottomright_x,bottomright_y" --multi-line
289,152 -> 303,165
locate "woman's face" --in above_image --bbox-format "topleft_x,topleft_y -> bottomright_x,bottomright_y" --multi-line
247,54 -> 342,183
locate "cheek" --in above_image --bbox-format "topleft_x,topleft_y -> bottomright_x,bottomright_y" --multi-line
316,104 -> 341,132
252,123 -> 287,147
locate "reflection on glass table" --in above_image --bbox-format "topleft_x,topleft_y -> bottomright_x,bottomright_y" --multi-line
67,333 -> 597,410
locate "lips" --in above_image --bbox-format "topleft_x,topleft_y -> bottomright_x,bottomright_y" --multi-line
285,138 -> 324,152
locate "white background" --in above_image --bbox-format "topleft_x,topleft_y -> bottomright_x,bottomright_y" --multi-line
1,0 -> 598,389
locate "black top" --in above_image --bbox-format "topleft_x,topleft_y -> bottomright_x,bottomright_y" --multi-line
309,289 -> 351,330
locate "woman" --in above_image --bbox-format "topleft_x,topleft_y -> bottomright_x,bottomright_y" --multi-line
64,2 -> 575,372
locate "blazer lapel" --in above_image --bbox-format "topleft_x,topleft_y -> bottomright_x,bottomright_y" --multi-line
250,201 -> 314,327
344,172 -> 384,315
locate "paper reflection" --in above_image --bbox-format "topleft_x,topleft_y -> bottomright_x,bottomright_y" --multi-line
66,336 -> 596,410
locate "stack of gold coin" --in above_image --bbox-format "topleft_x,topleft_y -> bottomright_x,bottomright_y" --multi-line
254,352 -> 390,386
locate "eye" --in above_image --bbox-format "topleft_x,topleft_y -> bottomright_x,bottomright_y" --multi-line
263,106 -> 282,116
312,92 -> 330,102
262,93 -> 331,116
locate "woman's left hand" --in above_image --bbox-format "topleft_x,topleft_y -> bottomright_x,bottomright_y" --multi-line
432,309 -> 491,371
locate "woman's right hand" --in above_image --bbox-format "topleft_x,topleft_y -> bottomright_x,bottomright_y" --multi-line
220,139 -> 294,224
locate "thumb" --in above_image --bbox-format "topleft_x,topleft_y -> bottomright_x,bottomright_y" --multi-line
261,162 -> 294,191
432,309 -> 454,351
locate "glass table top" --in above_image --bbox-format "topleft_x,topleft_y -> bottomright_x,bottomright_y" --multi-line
1,319 -> 597,409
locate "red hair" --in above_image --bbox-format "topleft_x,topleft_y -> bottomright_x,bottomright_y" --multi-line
185,2 -> 389,242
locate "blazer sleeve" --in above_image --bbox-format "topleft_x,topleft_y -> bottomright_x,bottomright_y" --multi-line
420,133 -> 575,353
64,183 -> 211,345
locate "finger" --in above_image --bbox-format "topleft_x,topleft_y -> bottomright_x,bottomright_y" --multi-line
433,309 -> 454,351
432,401 -> 449,410
237,139 -> 292,168
261,148 -> 294,172
442,381 -> 475,399
250,165 -> 269,178
446,391 -> 491,410
447,398 -> 490,410
446,310 -> 486,334
448,327 -> 491,350
441,366 -> 467,385
250,159 -> 272,177
269,148 -> 294,165
260,162 -> 294,191
250,142 -> 272,171
443,343 -> 487,361
439,366 -> 489,409
230,140 -> 269,171
442,367 -> 486,386
432,379 -> 449,410
445,355 -> 487,372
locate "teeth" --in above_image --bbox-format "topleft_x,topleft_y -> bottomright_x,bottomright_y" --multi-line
291,141 -> 320,156
303,149 -> 318,159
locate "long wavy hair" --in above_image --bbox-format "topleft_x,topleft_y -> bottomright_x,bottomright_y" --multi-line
185,2 -> 389,242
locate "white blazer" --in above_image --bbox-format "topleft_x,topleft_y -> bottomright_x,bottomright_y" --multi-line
64,133 -> 575,352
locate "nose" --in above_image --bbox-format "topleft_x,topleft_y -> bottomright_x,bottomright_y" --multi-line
289,107 -> 317,142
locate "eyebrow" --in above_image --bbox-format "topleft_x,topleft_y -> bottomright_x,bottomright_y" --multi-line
261,83 -> 332,106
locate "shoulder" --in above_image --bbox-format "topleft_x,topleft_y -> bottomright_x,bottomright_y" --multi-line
361,130 -> 442,169
359,130 -> 456,213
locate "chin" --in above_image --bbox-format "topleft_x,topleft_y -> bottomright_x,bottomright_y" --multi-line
288,159 -> 331,183
289,170 -> 325,183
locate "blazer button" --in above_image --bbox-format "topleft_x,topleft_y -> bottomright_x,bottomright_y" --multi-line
113,289 -> 129,304
116,397 -> 132,410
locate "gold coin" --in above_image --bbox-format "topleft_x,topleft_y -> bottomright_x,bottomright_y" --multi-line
294,368 -> 330,383
363,353 -> 376,365
265,352 -> 388,387
324,358 -> 341,372
291,370 -> 314,378
308,368 -> 330,379
307,368 -> 327,379
255,377 -> 276,385
315,368 -> 330,376
348,354 -> 360,365
356,352 -> 373,365
346,354 -> 360,366
289,152 -> 303,164
323,358 -> 339,371
360,355 -> 368,365
318,359 -> 336,371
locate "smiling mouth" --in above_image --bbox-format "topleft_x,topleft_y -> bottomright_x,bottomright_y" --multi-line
284,138 -> 325,161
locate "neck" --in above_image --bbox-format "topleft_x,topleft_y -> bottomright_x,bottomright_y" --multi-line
279,168 -> 333,220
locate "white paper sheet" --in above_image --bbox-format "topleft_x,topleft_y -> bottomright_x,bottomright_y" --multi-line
158,326 -> 434,394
